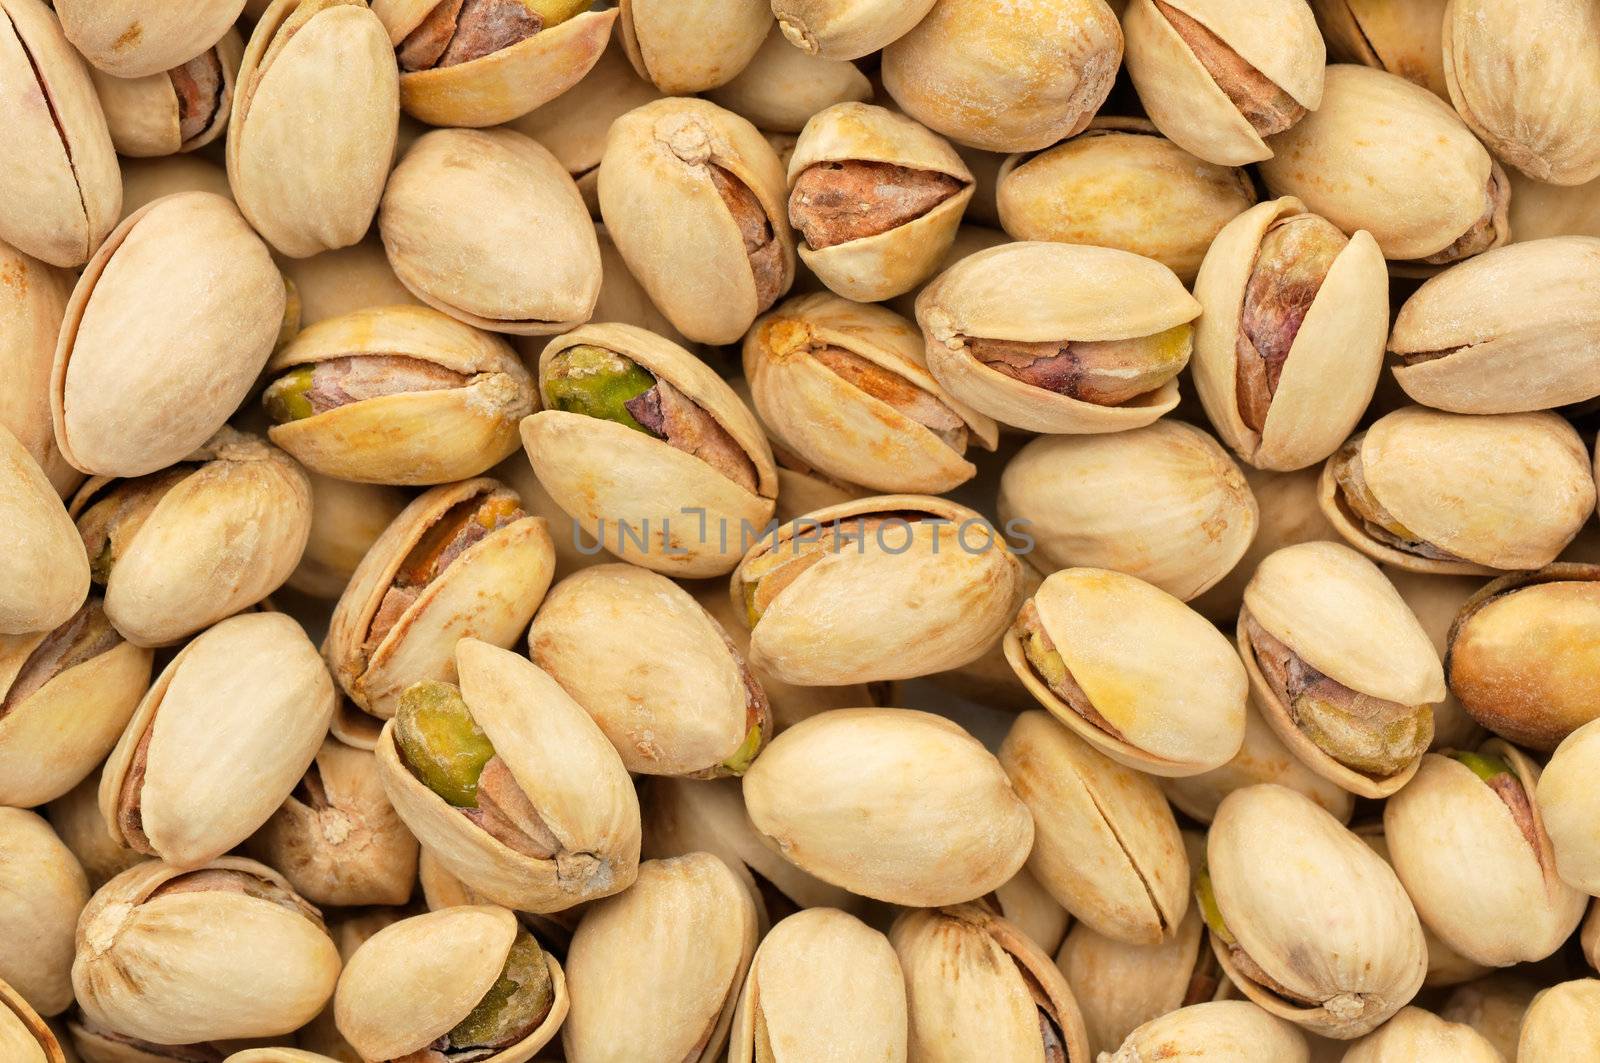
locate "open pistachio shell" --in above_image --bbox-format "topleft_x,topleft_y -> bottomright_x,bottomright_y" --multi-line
1518,980 -> 1600,1063
51,192 -> 284,478
55,0 -> 243,79
90,30 -> 242,158
1103,1001 -> 1308,1063
0,427 -> 89,635
0,810 -> 87,1017
771,0 -> 936,60
618,0 -> 770,94
1192,197 -> 1389,471
0,239 -> 79,498
1537,717 -> 1600,892
707,25 -> 871,133
0,979 -> 65,1063
1311,0 -> 1448,99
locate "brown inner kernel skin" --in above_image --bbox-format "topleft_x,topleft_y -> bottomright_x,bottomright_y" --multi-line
1485,772 -> 1540,855
465,756 -> 562,858
1154,0 -> 1306,136
1182,941 -> 1224,1006
810,345 -> 968,453
397,0 -> 542,71
1,599 -> 121,715
1014,601 -> 1128,742
1419,167 -> 1509,266
788,160 -> 964,250
304,355 -> 470,416
625,377 -> 760,494
709,165 -> 785,314
1329,442 -> 1465,563
169,48 -> 224,144
966,333 -> 1181,407
150,867 -> 325,927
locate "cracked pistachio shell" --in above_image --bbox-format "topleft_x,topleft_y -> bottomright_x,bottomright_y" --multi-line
1206,785 -> 1427,1039
1352,826 -> 1490,989
1007,567 -> 1247,777
1260,66 -> 1509,264
1538,718 -> 1600,892
618,0 -> 770,94
1519,980 -> 1600,1063
45,773 -> 142,891
98,612 -> 336,869
1000,711 -> 1188,945
0,0 -> 120,269
90,30 -> 242,158
1390,237 -> 1600,413
1311,0 -> 1449,99
1342,1006 -> 1500,1063
564,853 -> 758,1063
51,192 -> 284,478
227,0 -> 398,259
1319,408 -> 1595,575
0,599 -> 152,808
599,98 -> 795,344
0,982 -> 64,1063
56,0 -> 244,79
999,421 -> 1258,601
916,242 -> 1200,433
728,908 -> 906,1062
772,0 -> 937,60
1123,0 -> 1325,166
70,428 -> 313,647
335,906 -> 567,1063
730,495 -> 1023,685
377,640 -> 641,912
1192,198 -> 1389,471
1385,741 -> 1587,967
286,474 -> 409,599
1381,566 -> 1485,752
788,103 -> 974,301
892,903 -> 1091,1063
1103,1001 -> 1309,1063
744,293 -> 997,494
71,857 -> 340,1044
0,810 -> 87,1017
382,127 -> 601,335
707,26 -> 872,133
326,477 -> 555,719
0,240 -> 77,497
0,427 -> 88,635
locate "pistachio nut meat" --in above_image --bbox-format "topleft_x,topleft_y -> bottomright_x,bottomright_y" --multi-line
891,903 -> 1092,1063
1100,1000 -> 1310,1063
0,978 -> 66,1063
1310,0 -> 1449,99
89,29 -> 243,158
0,0 -> 121,268
770,0 -> 938,60
705,26 -> 873,134
617,0 -> 771,94
730,495 -> 1023,685
743,293 -> 998,495
1191,198 -> 1389,471
372,0 -> 617,127
71,858 -> 341,1045
1518,979 -> 1600,1063
915,241 -> 1201,433
325,477 -> 555,719
0,238 -> 78,497
376,639 -> 641,912
0,426 -> 90,636
285,474 -> 409,599
1536,717 -> 1600,893
334,905 -> 567,1063
0,809 -> 88,1017
787,102 -> 975,302
1319,407 -> 1595,575
523,324 -> 779,577
598,98 -> 795,344
1201,784 -> 1427,1039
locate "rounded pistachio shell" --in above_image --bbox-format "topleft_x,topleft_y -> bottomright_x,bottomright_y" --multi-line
1537,718 -> 1600,892
90,30 -> 242,158
0,427 -> 88,635
999,421 -> 1258,601
98,612 -> 336,868
71,857 -> 340,1045
0,0 -> 121,269
1312,0 -> 1449,99
707,26 -> 872,133
1104,1000 -> 1310,1063
51,192 -> 284,478
1010,568 -> 1247,776
0,810 -> 87,1017
1208,785 -> 1427,1039
1519,980 -> 1600,1063
1056,905 -> 1210,1056
991,866 -> 1070,955
1260,65 -> 1505,262
1508,168 -> 1600,242
563,853 -> 758,1063
1352,826 -> 1493,991
56,0 -> 244,78
275,236 -> 419,328
619,0 -> 771,94
0,980 -> 64,1063
1381,566 -> 1484,752
1341,1004 -> 1502,1063
1192,198 -> 1389,471
1439,974 -> 1541,1060
916,241 -> 1200,433
744,708 -> 1032,906
1390,237 -> 1600,413
117,155 -> 233,220
225,1051 -> 343,1063
335,906 -> 566,1063
286,473 -> 409,599
771,0 -> 937,60
382,127 -> 600,335
0,239 -> 77,496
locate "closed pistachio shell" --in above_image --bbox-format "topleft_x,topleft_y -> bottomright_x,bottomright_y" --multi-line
0,979 -> 65,1063
1537,717 -> 1600,892
56,0 -> 243,79
0,427 -> 89,635
90,30 -> 242,158
1311,0 -> 1449,99
1341,1005 -> 1500,1062
1518,980 -> 1600,1063
771,0 -> 937,60
0,239 -> 77,497
1439,973 -> 1541,1061
286,474 -> 409,599
618,0 -> 771,94
708,26 -> 872,133
1352,825 -> 1490,990
275,237 -> 420,328
887,221 -> 1009,321
0,810 -> 87,1017
1102,1000 -> 1309,1063
44,773 -> 142,891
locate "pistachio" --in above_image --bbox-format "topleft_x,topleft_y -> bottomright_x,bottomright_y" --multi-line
55,0 -> 244,79
1352,823 -> 1491,989
0,426 -> 90,636
983,866 -> 1071,957
616,0 -> 771,94
1310,0 -> 1449,99
0,810 -> 88,1018
1101,1000 -> 1309,1063
1381,566 -> 1485,752
45,772 -> 143,891
89,30 -> 242,158
705,26 -> 872,133
286,474 -> 409,599
771,0 -> 938,60
0,979 -> 64,1063
1536,717 -> 1600,893
1518,980 -> 1600,1063
1440,973 -> 1542,1061
0,238 -> 79,498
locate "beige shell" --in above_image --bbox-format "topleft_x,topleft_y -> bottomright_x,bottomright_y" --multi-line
1102,1001 -> 1310,1063
412,847 -> 583,954
1518,980 -> 1600,1063
55,0 -> 243,78
771,0 -> 937,60
922,556 -> 1038,714
917,241 -> 1200,433
51,192 -> 285,478
90,30 -> 242,157
71,857 -> 340,1045
1588,900 -> 1600,974
1192,198 -> 1389,471
1440,974 -> 1541,1061
286,474 -> 408,599
98,612 -> 335,869
376,639 -> 641,912
744,708 -> 1032,906
1207,784 -> 1427,1039
730,494 -> 1023,685
326,477 -> 555,719
707,26 -> 872,133
1353,825 -> 1491,990
225,1051 -> 342,1063
44,773 -> 142,891
1390,237 -> 1600,413
563,853 -> 758,1063
1509,168 -> 1600,242
998,421 -> 1258,601
1319,408 -> 1595,574
1381,566 -> 1485,752
0,810 -> 87,1017
1260,65 -> 1508,264
0,979 -> 65,1063
744,293 -> 997,494
275,237 -> 420,328
988,866 -> 1070,956
1311,0 -> 1449,99
0,427 -> 88,635
618,0 -> 771,94
117,155 -> 233,220
1341,1005 -> 1501,1062
788,103 -> 974,301
490,447 -> 605,582
599,98 -> 796,344
1537,717 -> 1600,893
0,239 -> 78,497
334,905 -> 566,1063
880,0 -> 1122,153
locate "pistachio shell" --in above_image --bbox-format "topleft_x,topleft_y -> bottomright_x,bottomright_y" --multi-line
0,810 -> 87,1017
1586,901 -> 1600,973
1103,1000 -> 1310,1063
1311,0 -> 1449,99
1508,168 -> 1600,241
1352,825 -> 1491,989
1381,566 -> 1485,752
275,237 -> 420,328
988,865 -> 1071,955
0,980 -> 64,1063
90,30 -> 242,157
771,0 -> 937,60
225,1051 -> 342,1063
286,474 -> 409,599
0,239 -> 77,496
44,773 -> 142,891
1518,980 -> 1600,1063
55,0 -> 244,79
1536,717 -> 1600,892
618,0 -> 771,93
117,155 -> 233,220
1439,973 -> 1541,1060
707,26 -> 872,133
0,427 -> 89,635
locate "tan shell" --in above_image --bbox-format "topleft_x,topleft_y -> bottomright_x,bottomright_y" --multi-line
987,865 -> 1070,956
0,810 -> 87,1017
1311,0 -> 1449,99
1440,973 -> 1542,1061
1587,900 -> 1600,974
998,421 -> 1258,601
1381,566 -> 1484,752
1519,980 -> 1600,1063
490,447 -> 605,582
334,905 -> 566,1063
707,26 -> 872,133
885,222 -> 1009,321
117,155 -> 233,220
916,241 -> 1200,433
1103,1001 -> 1310,1063
618,0 -> 771,93
0,0 -> 121,268
44,773 -> 142,891
286,474 -> 409,599
90,30 -> 242,157
1390,237 -> 1600,413
0,239 -> 78,497
1537,717 -> 1600,892
51,192 -> 285,478
1341,1006 -> 1498,1062
55,0 -> 243,78
599,98 -> 796,344
1319,408 -> 1595,574
1192,198 -> 1389,471
562,853 -> 758,1063
744,708 -> 1032,906
1353,825 -> 1491,990
275,237 -> 420,328
71,857 -> 340,1045
1509,168 -> 1600,242
0,979 -> 65,1063
0,427 -> 88,635
1207,784 -> 1427,1039
771,0 -> 937,59
225,1051 -> 342,1063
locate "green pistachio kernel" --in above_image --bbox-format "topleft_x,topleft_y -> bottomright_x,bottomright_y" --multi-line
528,0 -> 595,27
1294,692 -> 1431,777
395,680 -> 496,807
1450,750 -> 1513,783
262,365 -> 316,423
722,723 -> 765,775
449,929 -> 555,1050
543,345 -> 655,434
1193,865 -> 1235,948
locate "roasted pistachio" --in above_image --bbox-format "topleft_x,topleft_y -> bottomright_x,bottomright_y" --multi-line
617,0 -> 771,94
1440,973 -> 1542,1061
770,0 -> 937,60
0,979 -> 65,1063
706,26 -> 872,133
1311,0 -> 1449,98
0,239 -> 78,498
1352,824 -> 1491,990
0,427 -> 89,636
1101,1000 -> 1309,1062
55,0 -> 244,79
285,474 -> 409,599
0,810 -> 88,1018
90,30 -> 242,158
1536,717 -> 1600,893
45,772 -> 143,891
1518,980 -> 1600,1063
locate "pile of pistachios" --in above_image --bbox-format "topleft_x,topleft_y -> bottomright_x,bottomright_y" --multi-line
4,0 -> 1600,1059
